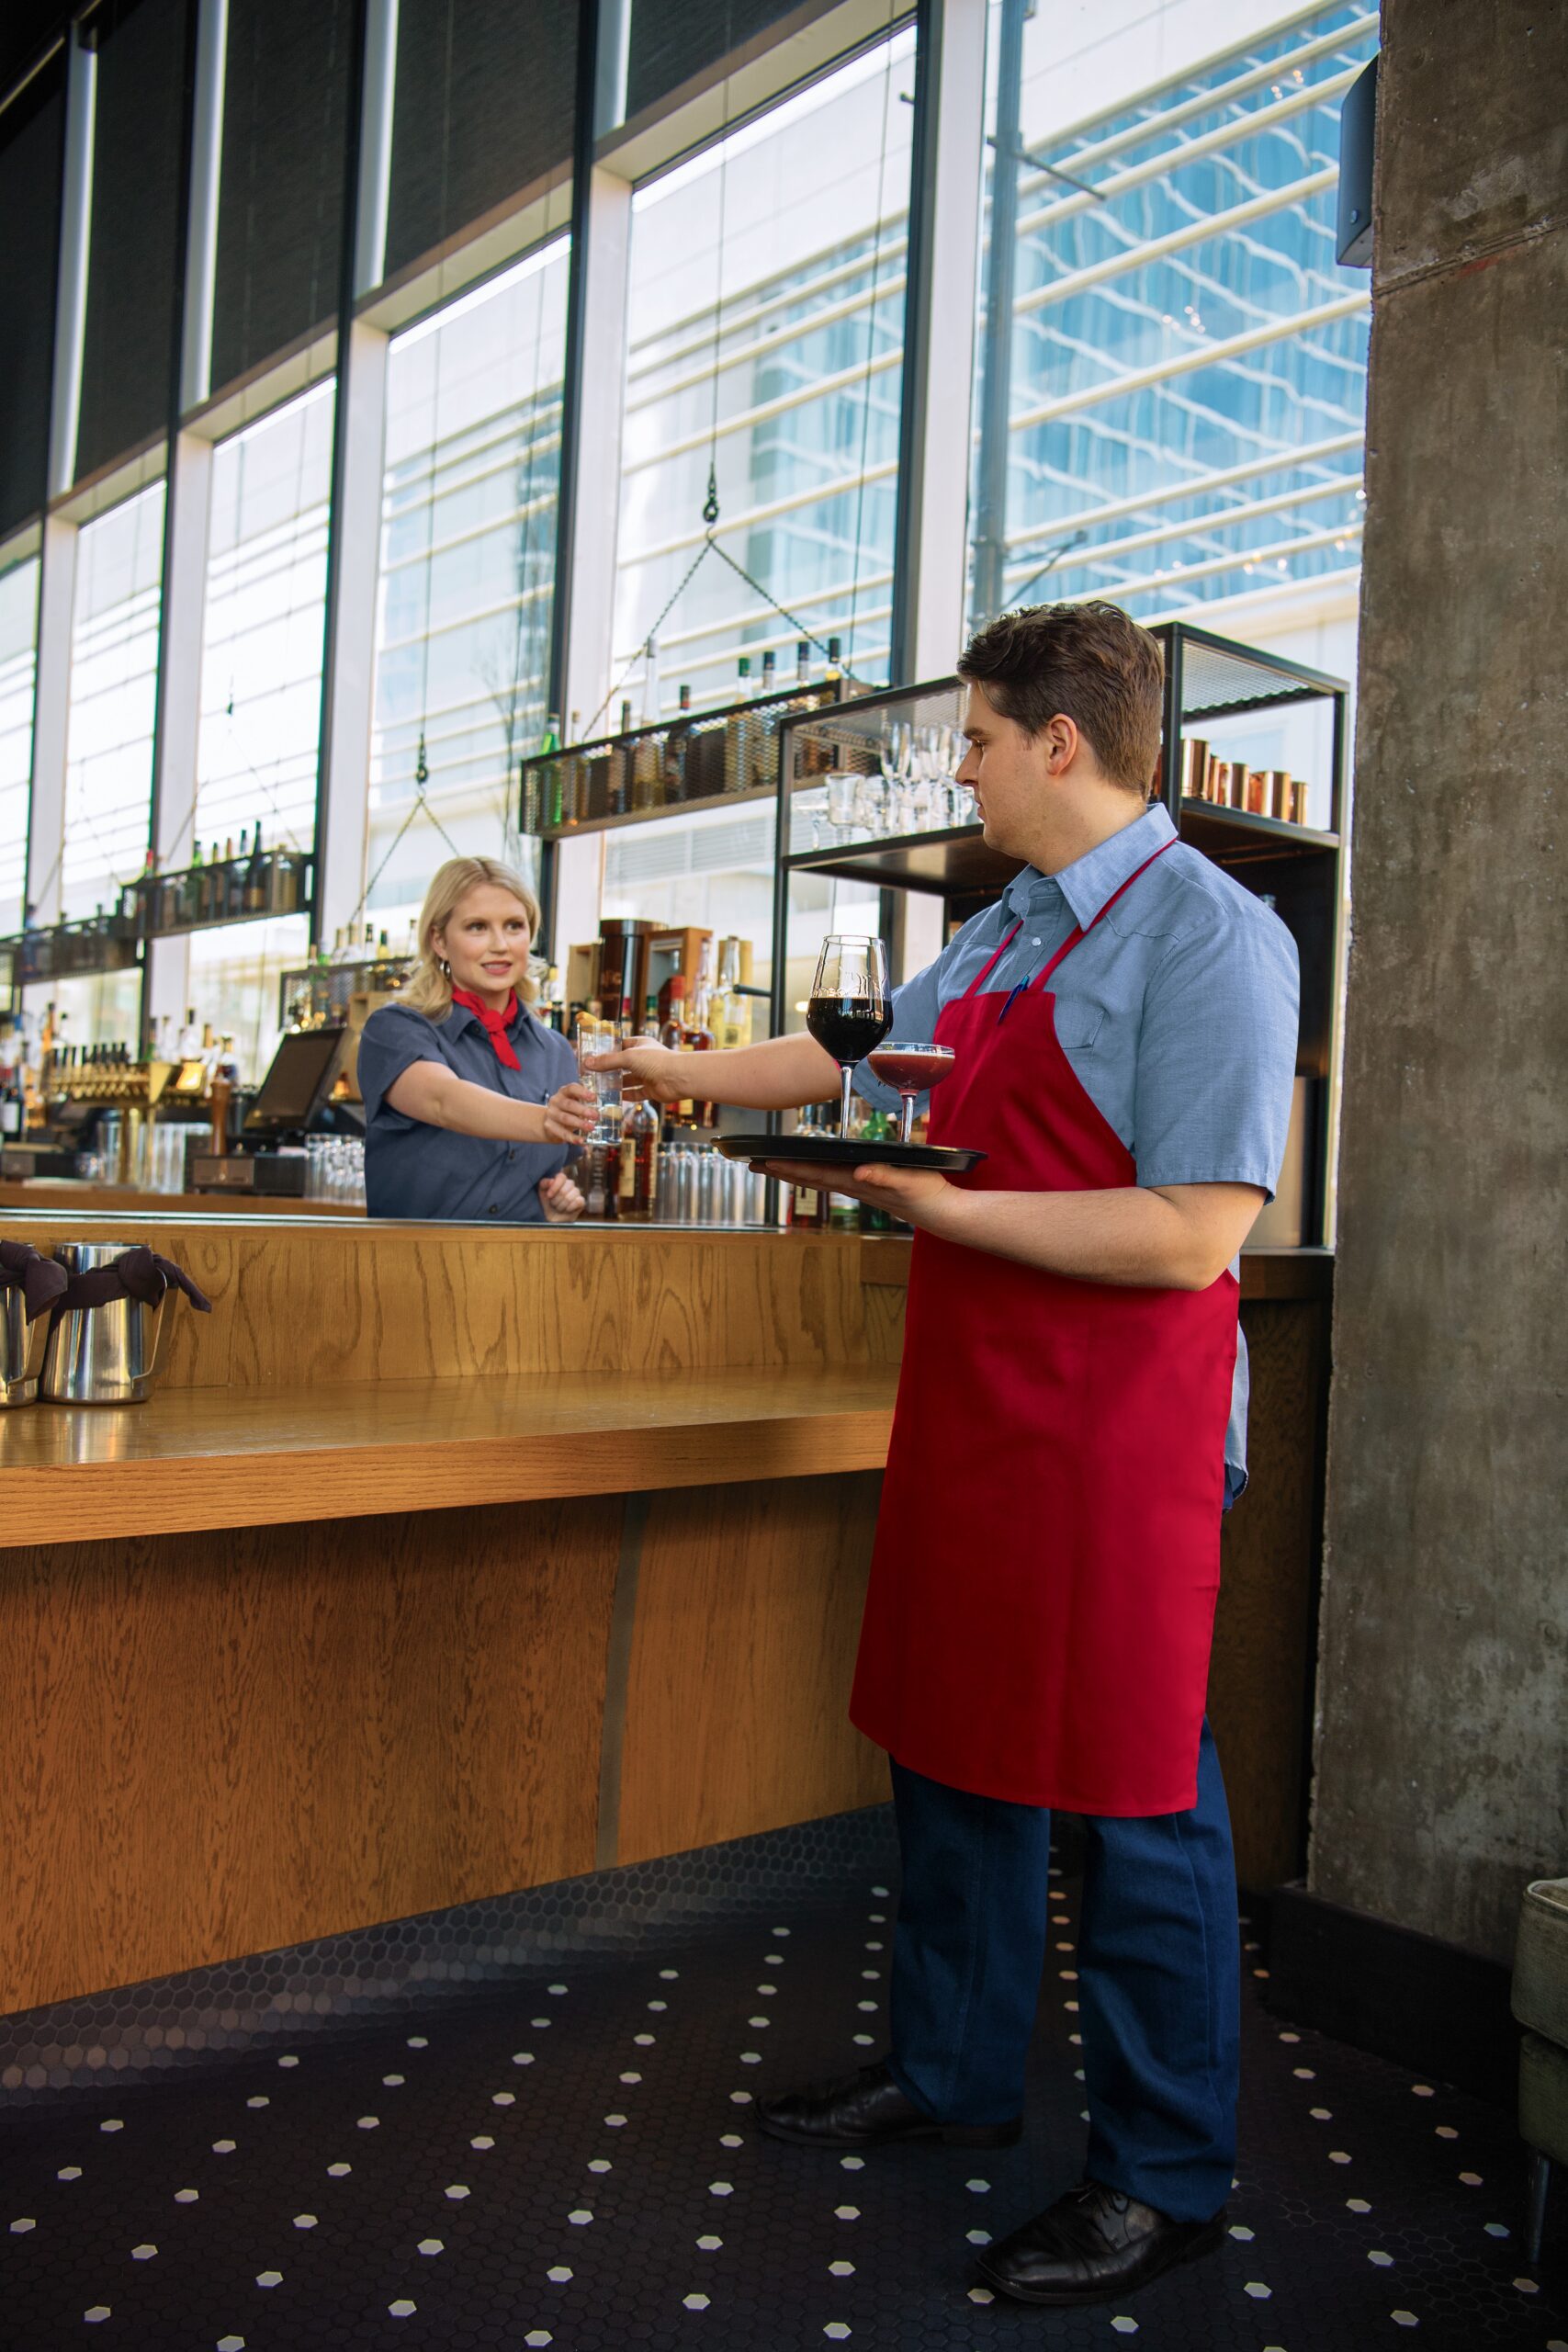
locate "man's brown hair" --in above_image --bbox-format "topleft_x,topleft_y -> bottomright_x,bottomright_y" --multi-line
957,600 -> 1164,795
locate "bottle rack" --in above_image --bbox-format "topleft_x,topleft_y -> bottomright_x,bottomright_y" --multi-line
126,846 -> 312,940
517,682 -> 844,842
4,849 -> 314,987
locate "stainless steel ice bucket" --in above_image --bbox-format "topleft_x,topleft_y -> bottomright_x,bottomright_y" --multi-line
39,1241 -> 165,1406
0,1283 -> 48,1406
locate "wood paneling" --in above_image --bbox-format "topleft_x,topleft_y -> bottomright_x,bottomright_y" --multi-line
1211,1296 -> 1331,1888
0,1370 -> 899,1547
0,1221 -> 878,1389
0,1498 -> 623,2014
615,1473 -> 890,1863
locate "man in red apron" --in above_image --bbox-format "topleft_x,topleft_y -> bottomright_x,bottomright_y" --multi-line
600,600 -> 1300,2310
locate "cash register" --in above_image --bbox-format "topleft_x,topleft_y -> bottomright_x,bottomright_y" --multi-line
188,1027 -> 356,1195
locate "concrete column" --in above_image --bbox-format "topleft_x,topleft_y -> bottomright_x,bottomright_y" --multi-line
142,430 -> 216,1035
892,0 -> 987,682
354,0 -> 399,298
557,164 -> 633,741
314,320 -> 389,943
1309,0 -> 1568,1962
179,0 -> 228,414
23,516 -> 78,927
48,29 -> 96,501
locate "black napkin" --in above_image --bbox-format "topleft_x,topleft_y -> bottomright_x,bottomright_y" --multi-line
0,1238 -> 70,1321
57,1245 -> 213,1316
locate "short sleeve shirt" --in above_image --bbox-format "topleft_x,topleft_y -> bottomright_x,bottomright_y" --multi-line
852,801 -> 1301,1498
358,996 -> 579,1224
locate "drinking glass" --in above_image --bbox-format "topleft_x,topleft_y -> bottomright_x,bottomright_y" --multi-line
575,1017 -> 622,1143
866,1041 -> 956,1146
806,934 -> 891,1136
826,771 -> 860,842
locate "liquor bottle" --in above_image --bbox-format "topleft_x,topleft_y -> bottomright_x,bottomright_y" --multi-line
618,1092 -> 660,1222
0,1070 -> 22,1138
619,698 -> 633,736
177,1006 -> 202,1059
684,940 -> 717,1129
223,837 -> 243,918
643,992 -> 659,1037
761,649 -> 776,696
795,639 -> 811,687
640,635 -> 661,726
712,936 -> 750,1051
737,655 -> 751,700
787,1107 -> 825,1229
826,637 -> 843,684
243,824 -> 266,914
658,974 -> 687,1051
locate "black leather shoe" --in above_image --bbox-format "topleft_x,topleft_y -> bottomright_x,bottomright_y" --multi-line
976,2178 -> 1227,2306
757,2060 -> 1021,2150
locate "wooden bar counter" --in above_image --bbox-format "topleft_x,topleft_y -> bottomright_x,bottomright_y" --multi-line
0,1211 -> 1330,2020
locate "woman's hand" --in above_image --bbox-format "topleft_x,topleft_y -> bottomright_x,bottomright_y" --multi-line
543,1080 -> 598,1146
586,1043 -> 690,1104
539,1170 -> 586,1222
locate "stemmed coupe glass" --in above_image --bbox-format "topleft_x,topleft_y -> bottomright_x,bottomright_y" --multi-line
806,934 -> 892,1136
866,1042 -> 957,1145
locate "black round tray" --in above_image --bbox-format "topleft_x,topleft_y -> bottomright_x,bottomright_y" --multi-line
716,1133 -> 985,1175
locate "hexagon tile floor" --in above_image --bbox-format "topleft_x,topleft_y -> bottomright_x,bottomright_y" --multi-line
2,1851 -> 1563,2352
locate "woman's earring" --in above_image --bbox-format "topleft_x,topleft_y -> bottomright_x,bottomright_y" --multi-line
437,957 -> 451,978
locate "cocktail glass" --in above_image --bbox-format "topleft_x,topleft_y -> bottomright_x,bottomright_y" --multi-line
866,1040 -> 956,1146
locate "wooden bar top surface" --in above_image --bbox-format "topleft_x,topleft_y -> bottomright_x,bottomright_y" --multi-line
0,1367 -> 899,1549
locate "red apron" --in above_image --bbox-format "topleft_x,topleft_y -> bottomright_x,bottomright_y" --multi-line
850,844 -> 1239,1815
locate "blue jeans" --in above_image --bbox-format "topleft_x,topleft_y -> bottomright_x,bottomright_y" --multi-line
886,1716 -> 1240,2223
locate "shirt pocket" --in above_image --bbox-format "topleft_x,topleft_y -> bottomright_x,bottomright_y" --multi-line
1053,1000 -> 1104,1054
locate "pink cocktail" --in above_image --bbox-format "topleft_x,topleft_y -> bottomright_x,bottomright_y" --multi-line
866,1042 -> 956,1145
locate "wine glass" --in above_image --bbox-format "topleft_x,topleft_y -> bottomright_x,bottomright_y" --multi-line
807,934 -> 891,1136
866,1040 -> 957,1146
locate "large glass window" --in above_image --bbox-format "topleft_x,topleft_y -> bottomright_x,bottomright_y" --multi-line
0,555 -> 39,936
177,383 -> 335,1084
61,481 -> 165,923
970,2 -> 1374,641
369,239 -> 570,943
615,31 -> 915,718
190,381 -> 334,867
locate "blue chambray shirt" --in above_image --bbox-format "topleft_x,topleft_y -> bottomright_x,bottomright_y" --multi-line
358,996 -> 578,1223
852,801 -> 1301,1501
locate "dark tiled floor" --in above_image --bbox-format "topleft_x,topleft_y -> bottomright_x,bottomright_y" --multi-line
2,1859 -> 1563,2352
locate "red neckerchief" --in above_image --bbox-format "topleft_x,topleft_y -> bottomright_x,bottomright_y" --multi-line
451,985 -> 523,1071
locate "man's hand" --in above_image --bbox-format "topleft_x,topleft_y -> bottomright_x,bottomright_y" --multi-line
750,1159 -> 960,1234
587,1044 -> 690,1104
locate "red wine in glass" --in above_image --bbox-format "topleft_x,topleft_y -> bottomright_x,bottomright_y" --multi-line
866,1041 -> 955,1144
807,935 -> 891,1135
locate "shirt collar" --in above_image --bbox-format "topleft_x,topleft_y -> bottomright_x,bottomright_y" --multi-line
448,992 -> 530,1036
1003,801 -> 1176,930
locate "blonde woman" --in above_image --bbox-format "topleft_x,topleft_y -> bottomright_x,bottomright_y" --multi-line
356,857 -> 595,1223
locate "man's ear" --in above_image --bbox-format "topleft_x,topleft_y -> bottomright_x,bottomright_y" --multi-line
1041,714 -> 1080,775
